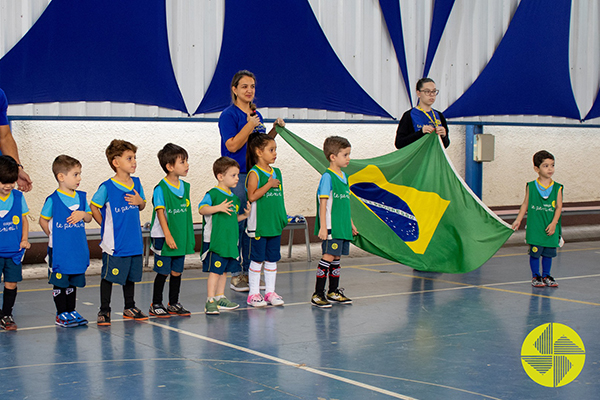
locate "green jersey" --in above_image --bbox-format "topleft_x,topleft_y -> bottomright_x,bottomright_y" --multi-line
315,169 -> 353,240
202,187 -> 241,258
246,166 -> 287,238
526,180 -> 562,248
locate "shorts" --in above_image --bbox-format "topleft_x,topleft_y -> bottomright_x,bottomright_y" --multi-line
101,253 -> 143,285
202,252 -> 239,275
322,238 -> 350,257
48,271 -> 86,288
152,238 -> 185,275
0,257 -> 22,283
249,235 -> 281,263
528,245 -> 557,259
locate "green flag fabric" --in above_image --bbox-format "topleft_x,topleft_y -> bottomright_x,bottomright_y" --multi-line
276,126 -> 514,273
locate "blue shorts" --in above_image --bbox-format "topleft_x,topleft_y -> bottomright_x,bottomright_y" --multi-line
0,257 -> 22,283
322,238 -> 350,257
101,253 -> 143,285
529,245 -> 557,259
202,252 -> 238,275
152,238 -> 185,275
48,271 -> 86,288
249,235 -> 281,263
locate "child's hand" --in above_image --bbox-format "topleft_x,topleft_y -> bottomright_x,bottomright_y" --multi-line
20,240 -> 31,250
215,199 -> 234,215
66,210 -> 86,225
422,125 -> 435,134
125,189 -> 144,207
352,222 -> 359,236
545,222 -> 557,236
267,176 -> 281,189
511,219 -> 521,231
318,226 -> 328,241
243,201 -> 251,217
165,233 -> 178,250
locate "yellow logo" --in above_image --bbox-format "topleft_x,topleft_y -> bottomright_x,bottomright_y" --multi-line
157,260 -> 163,267
331,243 -> 338,250
552,200 -> 556,208
56,273 -> 62,279
186,199 -> 190,207
255,236 -> 261,240
532,246 -> 538,253
521,323 -> 585,387
215,261 -> 221,267
112,268 -> 119,275
12,215 -> 20,225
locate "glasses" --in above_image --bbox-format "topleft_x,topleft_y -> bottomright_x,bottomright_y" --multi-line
419,89 -> 439,96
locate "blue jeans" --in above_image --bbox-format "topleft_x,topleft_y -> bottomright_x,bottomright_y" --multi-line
231,173 -> 250,275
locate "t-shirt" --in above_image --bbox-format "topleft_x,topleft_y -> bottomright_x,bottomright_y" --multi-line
40,189 -> 92,219
0,190 -> 29,217
152,178 -> 185,210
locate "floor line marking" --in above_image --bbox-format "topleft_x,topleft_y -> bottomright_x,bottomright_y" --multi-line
144,320 -> 418,400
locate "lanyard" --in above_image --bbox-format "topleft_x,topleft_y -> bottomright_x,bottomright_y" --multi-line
417,106 -> 439,127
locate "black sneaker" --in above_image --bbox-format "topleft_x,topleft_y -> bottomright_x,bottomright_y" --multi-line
123,307 -> 148,321
97,311 -> 111,326
311,292 -> 332,308
167,303 -> 191,316
149,303 -> 171,318
0,315 -> 17,331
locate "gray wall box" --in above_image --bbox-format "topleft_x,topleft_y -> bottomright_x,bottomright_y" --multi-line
474,134 -> 495,162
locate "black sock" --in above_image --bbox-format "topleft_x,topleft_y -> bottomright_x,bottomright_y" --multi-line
53,286 -> 68,314
169,274 -> 182,306
315,259 -> 331,294
66,286 -> 77,312
123,280 -> 135,310
152,274 -> 167,305
329,260 -> 341,293
2,287 -> 17,316
100,279 -> 113,313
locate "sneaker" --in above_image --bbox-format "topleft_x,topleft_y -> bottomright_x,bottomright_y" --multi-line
0,315 -> 17,331
216,297 -> 239,311
230,274 -> 250,292
311,292 -> 332,308
123,307 -> 149,320
97,310 -> 111,326
531,275 -> 545,287
70,310 -> 88,326
542,275 -> 558,287
149,303 -> 171,318
56,312 -> 78,328
205,299 -> 220,315
167,303 -> 191,316
264,292 -> 284,306
327,288 -> 353,304
246,293 -> 267,308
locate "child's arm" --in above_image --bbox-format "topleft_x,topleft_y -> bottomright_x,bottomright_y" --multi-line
318,197 -> 328,240
199,199 -> 235,216
545,187 -> 563,236
66,211 -> 92,225
157,208 -> 177,250
246,171 -> 280,202
351,219 -> 359,236
20,216 -> 30,250
511,184 -> 529,230
39,216 -> 50,236
267,118 -> 285,138
90,204 -> 103,225
238,201 -> 250,222
125,189 -> 146,211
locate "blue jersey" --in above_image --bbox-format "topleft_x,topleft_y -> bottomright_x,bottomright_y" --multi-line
0,88 -> 8,126
0,190 -> 27,263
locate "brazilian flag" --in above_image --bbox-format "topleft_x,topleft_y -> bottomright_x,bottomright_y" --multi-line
276,126 -> 514,273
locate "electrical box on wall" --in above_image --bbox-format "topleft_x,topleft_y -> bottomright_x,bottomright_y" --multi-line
474,134 -> 495,162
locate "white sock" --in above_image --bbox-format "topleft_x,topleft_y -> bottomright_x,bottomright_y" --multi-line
264,262 -> 277,293
248,261 -> 262,295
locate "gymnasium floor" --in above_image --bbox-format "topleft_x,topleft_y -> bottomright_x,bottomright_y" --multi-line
0,241 -> 598,400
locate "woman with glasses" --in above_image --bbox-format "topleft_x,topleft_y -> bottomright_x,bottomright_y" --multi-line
394,78 -> 450,149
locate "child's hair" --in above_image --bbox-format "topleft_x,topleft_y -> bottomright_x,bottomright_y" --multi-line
533,150 -> 554,168
230,70 -> 256,107
323,136 -> 351,162
246,132 -> 275,169
0,155 -> 18,184
52,155 -> 82,181
416,77 -> 435,91
213,156 -> 240,179
157,143 -> 188,174
105,139 -> 137,172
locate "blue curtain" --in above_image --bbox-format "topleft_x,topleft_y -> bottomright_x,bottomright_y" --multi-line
422,0 -> 455,79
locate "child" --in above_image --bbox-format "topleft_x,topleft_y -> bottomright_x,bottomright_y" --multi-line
311,136 -> 358,308
199,157 -> 249,315
0,155 -> 30,330
149,143 -> 195,318
512,150 -> 562,288
91,140 -> 147,325
245,133 -> 288,307
39,155 -> 93,327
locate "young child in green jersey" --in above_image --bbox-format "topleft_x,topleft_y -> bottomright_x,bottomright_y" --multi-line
244,133 -> 288,307
149,144 -> 195,318
199,157 -> 250,315
311,136 -> 358,308
512,150 -> 562,288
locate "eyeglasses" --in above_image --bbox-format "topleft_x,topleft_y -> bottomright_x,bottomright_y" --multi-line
418,89 -> 439,96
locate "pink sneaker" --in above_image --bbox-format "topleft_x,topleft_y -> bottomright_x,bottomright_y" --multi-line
265,292 -> 284,306
246,293 -> 267,308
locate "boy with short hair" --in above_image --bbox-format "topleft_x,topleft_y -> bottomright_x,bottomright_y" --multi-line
0,155 -> 30,330
311,136 -> 358,308
149,143 -> 195,318
199,157 -> 249,315
91,139 -> 147,325
512,150 -> 563,288
39,155 -> 93,327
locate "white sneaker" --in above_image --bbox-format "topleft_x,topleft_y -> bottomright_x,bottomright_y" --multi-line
265,292 -> 284,306
246,293 -> 267,308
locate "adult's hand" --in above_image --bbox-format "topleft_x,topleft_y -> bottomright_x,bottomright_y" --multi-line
17,168 -> 32,192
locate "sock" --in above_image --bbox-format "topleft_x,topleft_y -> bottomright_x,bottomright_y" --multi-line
100,279 -> 113,312
206,296 -> 215,302
152,274 -> 167,305
123,280 -> 135,310
529,256 -> 540,278
169,274 -> 182,306
53,286 -> 67,315
315,259 -> 331,294
264,262 -> 277,293
2,287 -> 17,317
66,286 -> 77,312
541,257 -> 552,277
329,260 -> 341,293
248,261 -> 262,295
214,294 -> 224,300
